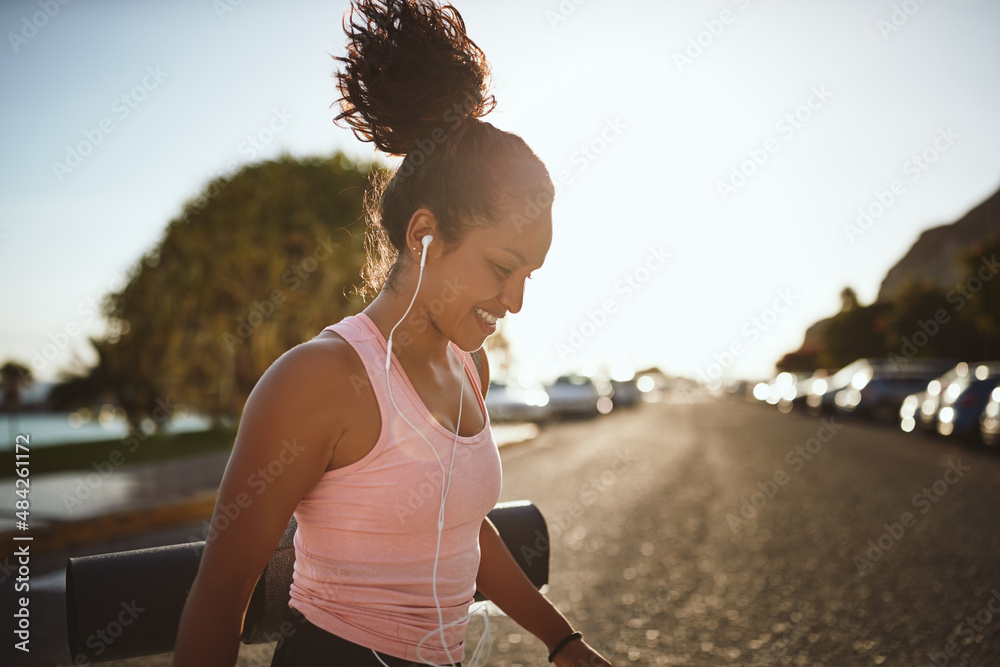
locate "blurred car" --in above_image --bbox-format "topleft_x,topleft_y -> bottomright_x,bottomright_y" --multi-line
980,384 -> 1000,446
778,370 -> 829,413
752,372 -> 807,409
936,363 -> 1000,440
484,381 -> 551,423
836,360 -> 956,422
919,362 -> 974,433
545,374 -> 607,419
806,358 -> 884,416
899,390 -> 927,433
609,377 -> 642,408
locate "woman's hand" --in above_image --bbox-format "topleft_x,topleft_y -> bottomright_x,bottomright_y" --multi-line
552,635 -> 614,666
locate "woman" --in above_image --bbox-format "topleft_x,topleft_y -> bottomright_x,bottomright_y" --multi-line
172,1 -> 613,665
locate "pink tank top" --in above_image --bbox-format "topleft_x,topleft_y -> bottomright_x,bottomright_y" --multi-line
288,312 -> 502,665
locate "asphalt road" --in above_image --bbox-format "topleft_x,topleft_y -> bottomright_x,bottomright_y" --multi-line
6,391 -> 1000,666
469,393 -> 1000,666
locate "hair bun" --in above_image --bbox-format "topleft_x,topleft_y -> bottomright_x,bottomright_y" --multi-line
332,0 -> 496,155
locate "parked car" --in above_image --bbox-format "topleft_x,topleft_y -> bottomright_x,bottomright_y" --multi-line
919,362 -> 974,433
899,390 -> 926,433
778,370 -> 829,413
545,374 -> 605,419
980,384 -> 1000,446
610,377 -> 642,408
806,358 -> 884,416
936,363 -> 1000,440
630,369 -> 672,403
754,372 -> 808,409
837,375 -> 929,421
836,360 -> 956,422
484,381 -> 551,423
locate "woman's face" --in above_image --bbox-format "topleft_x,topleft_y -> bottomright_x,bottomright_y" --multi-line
421,209 -> 552,352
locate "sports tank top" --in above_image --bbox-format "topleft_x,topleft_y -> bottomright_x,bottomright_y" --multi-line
287,312 -> 502,665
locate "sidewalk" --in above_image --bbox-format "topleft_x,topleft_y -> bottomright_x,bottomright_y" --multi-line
0,450 -> 230,556
0,423 -> 540,557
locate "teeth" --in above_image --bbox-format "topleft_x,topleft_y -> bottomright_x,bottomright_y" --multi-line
474,307 -> 499,325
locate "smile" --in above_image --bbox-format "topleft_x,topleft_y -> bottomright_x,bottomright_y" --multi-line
474,307 -> 501,325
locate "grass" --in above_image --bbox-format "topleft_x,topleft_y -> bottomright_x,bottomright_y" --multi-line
0,426 -> 238,479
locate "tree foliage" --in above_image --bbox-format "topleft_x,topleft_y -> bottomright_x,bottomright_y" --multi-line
48,336 -> 164,435
816,302 -> 893,369
881,280 -> 970,361
955,234 -> 1000,356
100,152 -> 381,424
0,360 -> 32,410
803,233 -> 1000,372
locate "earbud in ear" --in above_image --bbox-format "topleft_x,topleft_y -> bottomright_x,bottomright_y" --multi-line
420,235 -> 433,268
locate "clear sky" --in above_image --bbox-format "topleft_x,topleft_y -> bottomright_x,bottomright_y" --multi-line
2,0 -> 999,388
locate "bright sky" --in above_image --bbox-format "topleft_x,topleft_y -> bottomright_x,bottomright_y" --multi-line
2,0 -> 999,388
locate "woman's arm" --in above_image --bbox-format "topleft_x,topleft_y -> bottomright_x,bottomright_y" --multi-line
472,349 -> 612,663
171,340 -> 356,666
475,517 -> 571,646
476,518 -> 613,666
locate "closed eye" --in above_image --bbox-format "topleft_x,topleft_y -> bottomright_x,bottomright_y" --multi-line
492,262 -> 512,278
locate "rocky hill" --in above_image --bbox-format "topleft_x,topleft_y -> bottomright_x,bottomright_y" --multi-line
876,184 -> 1000,303
778,183 -> 1000,372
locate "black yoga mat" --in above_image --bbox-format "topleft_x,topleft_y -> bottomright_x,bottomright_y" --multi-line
65,500 -> 549,662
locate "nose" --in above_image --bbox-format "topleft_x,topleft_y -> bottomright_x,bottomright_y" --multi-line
498,276 -> 526,315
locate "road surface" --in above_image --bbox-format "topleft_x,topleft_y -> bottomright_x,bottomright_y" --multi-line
6,391 -> 1000,665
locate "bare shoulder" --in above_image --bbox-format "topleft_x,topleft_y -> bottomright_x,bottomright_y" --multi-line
189,327 -> 373,605
253,329 -> 368,425
300,328 -> 370,385
302,329 -> 382,468
259,329 -> 379,445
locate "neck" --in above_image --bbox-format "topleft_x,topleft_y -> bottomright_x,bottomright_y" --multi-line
364,280 -> 453,368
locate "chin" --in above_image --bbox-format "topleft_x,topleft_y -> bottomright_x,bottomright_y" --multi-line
455,332 -> 488,353
453,317 -> 490,352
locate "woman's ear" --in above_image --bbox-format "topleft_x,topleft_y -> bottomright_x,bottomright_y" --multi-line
405,208 -> 439,255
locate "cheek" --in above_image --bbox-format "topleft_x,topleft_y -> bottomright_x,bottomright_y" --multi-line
448,262 -> 497,302
428,273 -> 475,318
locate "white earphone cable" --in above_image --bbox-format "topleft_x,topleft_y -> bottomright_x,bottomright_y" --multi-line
372,238 -> 492,667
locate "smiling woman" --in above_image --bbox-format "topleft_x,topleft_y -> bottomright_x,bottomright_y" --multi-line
170,1 -> 611,666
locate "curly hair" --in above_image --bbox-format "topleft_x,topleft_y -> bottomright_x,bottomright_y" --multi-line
332,0 -> 554,300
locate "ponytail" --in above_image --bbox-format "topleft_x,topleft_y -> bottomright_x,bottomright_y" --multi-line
333,0 -> 554,300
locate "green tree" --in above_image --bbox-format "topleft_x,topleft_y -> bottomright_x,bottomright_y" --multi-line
955,234 -> 1000,358
817,297 -> 893,369
48,336 -> 164,438
840,286 -> 859,312
1,361 -> 33,443
101,152 -> 379,425
882,278 -> 975,362
775,349 -> 820,374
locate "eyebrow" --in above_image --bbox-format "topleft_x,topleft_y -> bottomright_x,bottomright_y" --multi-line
495,246 -> 544,271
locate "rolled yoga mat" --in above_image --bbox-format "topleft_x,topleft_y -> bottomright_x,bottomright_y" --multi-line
65,500 -> 549,662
